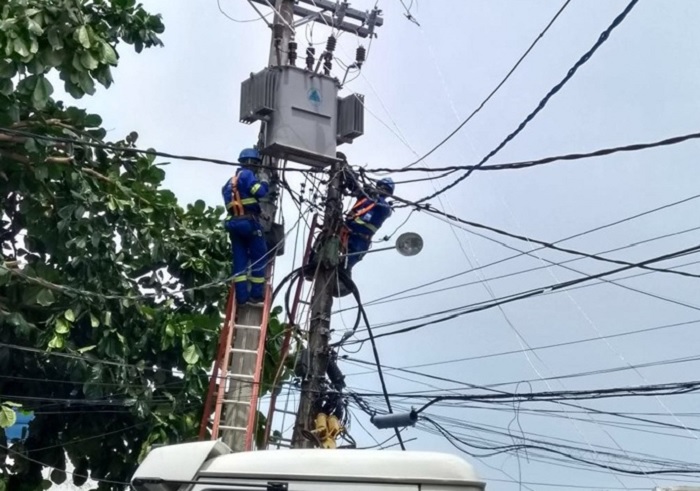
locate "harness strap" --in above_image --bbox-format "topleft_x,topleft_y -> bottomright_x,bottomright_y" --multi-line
229,175 -> 244,216
228,174 -> 259,216
348,197 -> 377,220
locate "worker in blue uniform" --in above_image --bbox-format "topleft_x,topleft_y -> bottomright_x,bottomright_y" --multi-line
342,176 -> 395,275
222,148 -> 270,305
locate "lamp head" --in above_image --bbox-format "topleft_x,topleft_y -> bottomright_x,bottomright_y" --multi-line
395,232 -> 423,257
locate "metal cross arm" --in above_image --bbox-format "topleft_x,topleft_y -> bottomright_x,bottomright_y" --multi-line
249,0 -> 383,37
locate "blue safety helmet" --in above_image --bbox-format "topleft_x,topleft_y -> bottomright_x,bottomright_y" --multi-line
239,148 -> 261,163
376,177 -> 395,195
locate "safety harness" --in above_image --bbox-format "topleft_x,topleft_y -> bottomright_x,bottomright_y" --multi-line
339,197 -> 377,254
346,197 -> 378,234
227,174 -> 260,217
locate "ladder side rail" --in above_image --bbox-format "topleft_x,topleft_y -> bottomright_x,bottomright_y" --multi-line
211,288 -> 239,439
262,215 -> 318,447
198,286 -> 235,440
244,261 -> 276,450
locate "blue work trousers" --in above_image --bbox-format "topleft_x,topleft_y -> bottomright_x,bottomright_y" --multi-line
346,234 -> 371,270
225,217 -> 267,304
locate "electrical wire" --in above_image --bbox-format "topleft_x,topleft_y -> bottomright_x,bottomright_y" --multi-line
350,236 -> 700,336
217,0 -> 272,23
450,405 -> 700,442
345,353 -> 700,411
485,477 -> 647,490
397,380 -> 700,410
402,0 -> 572,168
342,275 -> 405,450
397,216 -> 689,436
373,130 -> 700,175
417,208 -> 700,328
398,0 -> 420,26
357,190 -> 700,311
496,184 -> 700,444
402,400 -> 700,457
0,127 -> 323,172
424,412 -> 700,468
347,317 -> 700,374
393,169 -> 459,184
423,417 -> 700,476
349,243 -> 700,343
412,0 -> 639,202
1,443 -> 129,485
427,405 -> 700,444
3,203 -> 307,303
415,425 -> 687,483
0,341 -> 286,392
397,192 -> 700,280
352,227 -> 700,312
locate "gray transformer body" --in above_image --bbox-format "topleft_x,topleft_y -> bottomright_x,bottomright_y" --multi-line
240,66 -> 364,167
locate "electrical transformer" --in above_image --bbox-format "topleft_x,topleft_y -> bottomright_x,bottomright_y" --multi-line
240,65 -> 364,167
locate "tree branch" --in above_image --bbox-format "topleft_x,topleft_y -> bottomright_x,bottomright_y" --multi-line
12,118 -> 64,129
0,150 -> 112,183
0,134 -> 25,144
11,118 -> 102,143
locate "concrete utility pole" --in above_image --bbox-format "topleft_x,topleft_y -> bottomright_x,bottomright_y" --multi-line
291,163 -> 344,448
258,0 -> 294,232
268,0 -> 294,67
220,0 -> 382,451
220,0 -> 295,453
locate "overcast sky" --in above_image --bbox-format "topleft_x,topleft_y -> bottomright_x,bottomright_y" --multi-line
54,1 -> 700,489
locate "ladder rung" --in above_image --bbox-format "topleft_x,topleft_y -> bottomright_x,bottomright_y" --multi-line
218,425 -> 247,431
276,409 -> 296,416
241,302 -> 264,309
228,373 -> 255,380
235,324 -> 261,330
222,399 -> 252,405
231,348 -> 259,355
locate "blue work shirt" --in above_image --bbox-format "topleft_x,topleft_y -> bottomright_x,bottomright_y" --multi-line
221,168 -> 269,216
345,195 -> 392,238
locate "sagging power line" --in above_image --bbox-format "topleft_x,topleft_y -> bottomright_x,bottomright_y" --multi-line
411,0 -> 639,203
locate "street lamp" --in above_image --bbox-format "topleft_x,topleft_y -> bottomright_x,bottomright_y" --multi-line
395,232 -> 423,257
342,232 -> 424,258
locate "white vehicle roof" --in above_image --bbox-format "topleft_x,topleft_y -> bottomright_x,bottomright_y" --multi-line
132,441 -> 485,491
200,448 -> 482,485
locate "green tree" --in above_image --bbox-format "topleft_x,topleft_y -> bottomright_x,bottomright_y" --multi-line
0,1 -> 237,489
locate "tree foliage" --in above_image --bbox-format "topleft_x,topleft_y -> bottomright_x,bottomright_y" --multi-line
0,1 -> 242,489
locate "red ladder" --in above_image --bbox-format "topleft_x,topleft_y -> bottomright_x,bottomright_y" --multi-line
199,262 -> 274,451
